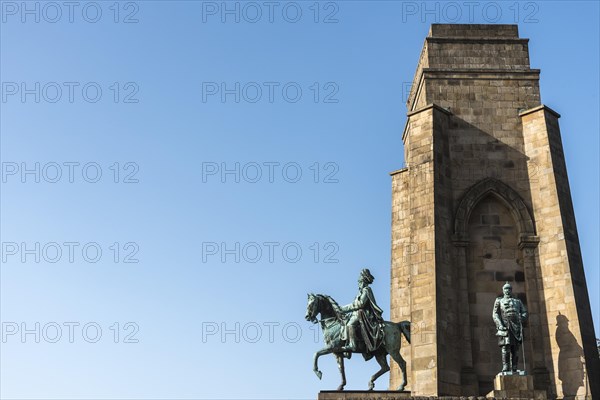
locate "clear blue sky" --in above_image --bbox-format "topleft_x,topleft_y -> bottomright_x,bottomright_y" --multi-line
1,1 -> 598,399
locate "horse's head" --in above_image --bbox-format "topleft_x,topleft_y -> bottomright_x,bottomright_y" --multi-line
305,293 -> 320,324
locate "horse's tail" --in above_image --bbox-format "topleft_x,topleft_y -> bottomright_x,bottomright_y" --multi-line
397,321 -> 410,344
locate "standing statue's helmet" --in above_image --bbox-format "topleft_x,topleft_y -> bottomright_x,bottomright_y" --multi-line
503,281 -> 512,290
360,268 -> 375,285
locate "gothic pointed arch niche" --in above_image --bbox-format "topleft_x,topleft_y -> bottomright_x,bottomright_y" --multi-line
453,178 -> 537,245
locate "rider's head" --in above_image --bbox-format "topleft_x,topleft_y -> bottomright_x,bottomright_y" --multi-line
359,268 -> 375,288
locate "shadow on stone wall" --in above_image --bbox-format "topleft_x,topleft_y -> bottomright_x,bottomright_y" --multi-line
556,313 -> 584,399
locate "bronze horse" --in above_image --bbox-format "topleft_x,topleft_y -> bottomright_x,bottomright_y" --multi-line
305,293 -> 410,391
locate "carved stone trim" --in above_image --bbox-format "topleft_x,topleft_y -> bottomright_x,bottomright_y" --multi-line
451,233 -> 469,247
519,235 -> 540,249
454,178 -> 536,240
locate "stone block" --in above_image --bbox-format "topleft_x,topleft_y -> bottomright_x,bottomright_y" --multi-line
486,373 -> 547,399
318,391 -> 411,400
494,373 -> 533,391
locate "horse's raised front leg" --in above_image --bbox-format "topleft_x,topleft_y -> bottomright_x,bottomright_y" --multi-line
334,353 -> 346,390
313,347 -> 333,380
390,350 -> 407,391
368,353 -> 390,390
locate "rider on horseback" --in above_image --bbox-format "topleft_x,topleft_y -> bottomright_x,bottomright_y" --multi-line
305,277 -> 411,391
341,268 -> 384,357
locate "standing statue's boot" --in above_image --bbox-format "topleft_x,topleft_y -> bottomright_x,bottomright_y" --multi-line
501,347 -> 510,372
511,348 -> 519,372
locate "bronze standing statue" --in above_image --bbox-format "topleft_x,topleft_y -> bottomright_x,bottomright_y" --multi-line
305,269 -> 411,391
493,282 -> 528,373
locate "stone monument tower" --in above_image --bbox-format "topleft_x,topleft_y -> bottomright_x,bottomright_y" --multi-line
390,24 -> 599,399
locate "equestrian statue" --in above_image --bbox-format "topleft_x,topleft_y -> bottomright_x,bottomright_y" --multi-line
305,268 -> 411,391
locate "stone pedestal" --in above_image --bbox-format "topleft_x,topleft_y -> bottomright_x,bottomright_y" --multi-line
318,391 -> 410,400
487,373 -> 547,399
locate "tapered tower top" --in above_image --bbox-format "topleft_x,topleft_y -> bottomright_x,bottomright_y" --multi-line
407,24 -> 533,113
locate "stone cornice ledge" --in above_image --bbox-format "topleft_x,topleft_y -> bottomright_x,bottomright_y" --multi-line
519,104 -> 561,119
427,37 -> 529,44
407,103 -> 452,117
402,104 -> 452,143
389,167 -> 408,176
423,68 -> 540,77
